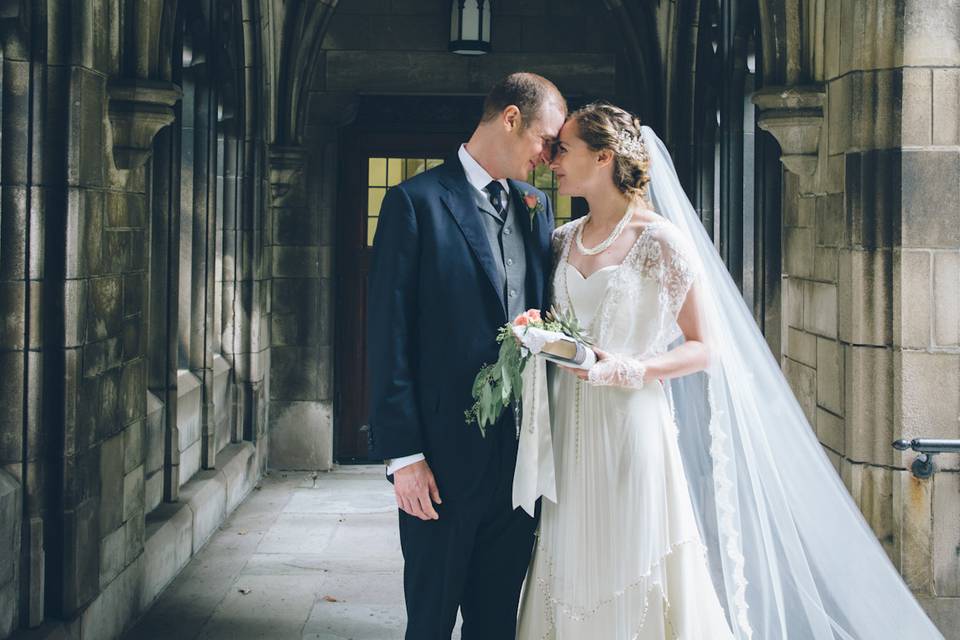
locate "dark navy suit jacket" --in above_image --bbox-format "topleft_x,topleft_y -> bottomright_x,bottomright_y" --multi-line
366,155 -> 554,501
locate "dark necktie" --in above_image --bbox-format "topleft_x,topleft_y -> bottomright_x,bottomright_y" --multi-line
484,181 -> 507,221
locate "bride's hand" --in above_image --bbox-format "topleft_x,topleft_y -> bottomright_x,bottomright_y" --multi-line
560,347 -> 609,380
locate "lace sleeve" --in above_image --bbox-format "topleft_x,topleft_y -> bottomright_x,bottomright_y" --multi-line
654,225 -> 698,317
586,354 -> 647,389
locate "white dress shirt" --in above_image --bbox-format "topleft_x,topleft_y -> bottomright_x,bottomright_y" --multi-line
457,143 -> 509,195
385,145 -> 507,476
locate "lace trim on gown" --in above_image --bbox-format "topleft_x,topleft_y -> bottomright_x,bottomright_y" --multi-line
532,537 -> 705,640
707,380 -> 752,637
533,536 -> 703,619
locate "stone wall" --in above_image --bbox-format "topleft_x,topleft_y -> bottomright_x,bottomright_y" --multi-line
0,1 -> 270,638
0,472 -> 20,637
773,0 -> 960,632
893,1 -> 960,628
0,3 -> 46,632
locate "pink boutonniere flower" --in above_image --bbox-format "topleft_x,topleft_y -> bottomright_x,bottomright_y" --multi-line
523,191 -> 543,230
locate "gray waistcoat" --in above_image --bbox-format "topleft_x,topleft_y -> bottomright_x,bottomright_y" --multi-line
471,186 -> 528,320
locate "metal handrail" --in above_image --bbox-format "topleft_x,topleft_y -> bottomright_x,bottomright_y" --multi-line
892,438 -> 960,478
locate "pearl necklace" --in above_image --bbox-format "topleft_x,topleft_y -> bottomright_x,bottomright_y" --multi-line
575,207 -> 635,256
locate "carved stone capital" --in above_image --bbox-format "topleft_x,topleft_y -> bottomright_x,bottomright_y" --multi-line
753,85 -> 826,177
269,145 -> 307,207
0,0 -> 29,55
107,80 -> 182,169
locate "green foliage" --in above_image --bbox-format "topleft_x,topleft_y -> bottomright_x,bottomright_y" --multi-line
464,307 -> 593,437
544,305 -> 593,346
464,327 -> 526,437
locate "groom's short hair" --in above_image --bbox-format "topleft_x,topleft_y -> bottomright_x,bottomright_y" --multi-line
481,72 -> 567,129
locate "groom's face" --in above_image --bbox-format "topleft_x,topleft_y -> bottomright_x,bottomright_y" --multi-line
503,102 -> 565,180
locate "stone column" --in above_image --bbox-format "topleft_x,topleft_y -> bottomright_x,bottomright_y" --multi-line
266,143 -> 334,470
0,471 -> 20,636
754,85 -> 836,460
0,3 -> 47,630
147,123 -> 182,504
223,135 -> 270,457
51,0 -> 172,621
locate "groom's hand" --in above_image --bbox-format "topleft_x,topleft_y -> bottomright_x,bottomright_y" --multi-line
394,459 -> 442,520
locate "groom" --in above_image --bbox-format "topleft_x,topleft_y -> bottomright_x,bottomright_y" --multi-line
367,72 -> 566,639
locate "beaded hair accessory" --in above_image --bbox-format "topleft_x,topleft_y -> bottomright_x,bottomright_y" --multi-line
616,129 -> 648,163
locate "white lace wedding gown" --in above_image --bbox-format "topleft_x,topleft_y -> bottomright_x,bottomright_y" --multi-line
517,218 -> 734,639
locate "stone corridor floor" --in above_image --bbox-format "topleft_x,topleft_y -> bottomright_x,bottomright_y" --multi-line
125,467 -> 462,640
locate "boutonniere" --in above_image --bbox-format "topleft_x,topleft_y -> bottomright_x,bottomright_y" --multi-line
523,191 -> 543,230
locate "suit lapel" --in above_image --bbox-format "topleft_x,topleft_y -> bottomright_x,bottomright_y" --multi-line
508,179 -> 546,309
439,161 -> 507,319
473,188 -> 502,221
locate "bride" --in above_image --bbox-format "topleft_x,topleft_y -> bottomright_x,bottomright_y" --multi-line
515,103 -> 943,639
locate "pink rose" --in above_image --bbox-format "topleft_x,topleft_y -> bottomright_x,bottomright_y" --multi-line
513,309 -> 541,327
523,194 -> 538,210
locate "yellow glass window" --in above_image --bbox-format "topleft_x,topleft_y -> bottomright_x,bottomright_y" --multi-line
533,163 -> 554,189
368,158 -> 387,187
526,166 -> 572,228
387,158 -> 403,186
406,158 -> 425,177
367,187 -> 386,216
367,157 -> 444,246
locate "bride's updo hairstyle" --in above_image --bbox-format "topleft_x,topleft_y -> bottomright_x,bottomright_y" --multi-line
570,102 -> 651,201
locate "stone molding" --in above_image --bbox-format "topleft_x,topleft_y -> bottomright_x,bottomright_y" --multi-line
276,1 -> 338,144
753,85 -> 826,177
268,145 -> 307,207
0,469 -> 20,637
107,80 -> 183,170
0,0 -> 28,53
51,443 -> 259,640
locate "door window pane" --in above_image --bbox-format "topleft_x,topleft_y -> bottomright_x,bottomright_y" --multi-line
387,158 -> 404,186
406,158 -> 425,176
366,156 -> 443,246
368,158 -> 387,186
527,166 -> 572,227
367,187 -> 386,216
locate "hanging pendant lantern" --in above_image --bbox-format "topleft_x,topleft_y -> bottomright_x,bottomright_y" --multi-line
449,0 -> 492,56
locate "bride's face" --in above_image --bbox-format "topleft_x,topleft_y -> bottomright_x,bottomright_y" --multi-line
549,119 -> 607,197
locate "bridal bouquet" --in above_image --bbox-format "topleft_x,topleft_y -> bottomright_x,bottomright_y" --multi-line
465,306 -> 594,436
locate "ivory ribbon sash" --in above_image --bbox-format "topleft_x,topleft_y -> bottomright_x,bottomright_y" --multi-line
512,356 -> 557,517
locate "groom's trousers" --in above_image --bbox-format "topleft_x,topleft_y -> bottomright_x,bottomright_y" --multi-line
398,422 -> 537,640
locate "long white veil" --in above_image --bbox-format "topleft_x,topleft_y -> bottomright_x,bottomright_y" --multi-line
641,125 -> 943,639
